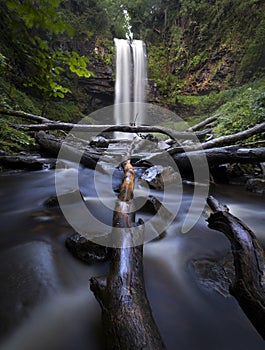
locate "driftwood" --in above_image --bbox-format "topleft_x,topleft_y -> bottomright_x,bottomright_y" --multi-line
207,196 -> 265,340
90,160 -> 166,350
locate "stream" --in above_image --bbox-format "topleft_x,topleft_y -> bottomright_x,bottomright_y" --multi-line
0,164 -> 264,350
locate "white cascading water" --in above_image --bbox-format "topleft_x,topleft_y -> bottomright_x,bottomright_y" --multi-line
114,38 -> 147,138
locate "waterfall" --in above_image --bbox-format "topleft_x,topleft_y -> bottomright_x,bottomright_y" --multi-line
114,38 -> 147,138
132,40 -> 147,124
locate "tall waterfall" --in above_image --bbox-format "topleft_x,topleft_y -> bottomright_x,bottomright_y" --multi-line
132,40 -> 147,123
114,38 -> 147,137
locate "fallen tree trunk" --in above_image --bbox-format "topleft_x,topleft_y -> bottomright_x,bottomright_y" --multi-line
36,131 -> 265,176
169,122 -> 265,154
35,131 -> 99,169
16,122 -> 203,141
0,108 -> 53,123
140,146 -> 265,177
200,122 -> 265,150
187,113 -> 221,132
90,160 -> 166,350
207,196 -> 265,340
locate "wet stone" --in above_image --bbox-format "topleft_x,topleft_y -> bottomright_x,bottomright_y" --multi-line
139,165 -> 180,190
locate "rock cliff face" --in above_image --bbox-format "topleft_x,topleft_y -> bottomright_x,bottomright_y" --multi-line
80,55 -> 114,111
76,42 -> 115,113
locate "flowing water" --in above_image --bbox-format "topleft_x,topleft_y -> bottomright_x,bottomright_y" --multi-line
0,166 -> 264,350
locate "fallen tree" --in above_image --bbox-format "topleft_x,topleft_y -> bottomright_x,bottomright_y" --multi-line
15,116 -> 265,151
186,113 -> 221,132
207,196 -> 265,340
35,131 -> 265,177
90,160 -> 166,350
0,108 -> 53,124
16,122 -> 202,141
35,131 -> 99,169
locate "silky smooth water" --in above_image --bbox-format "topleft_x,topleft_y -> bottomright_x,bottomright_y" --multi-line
113,38 -> 147,138
0,167 -> 264,350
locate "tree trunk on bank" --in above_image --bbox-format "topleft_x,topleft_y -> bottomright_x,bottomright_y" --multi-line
90,160 -> 166,350
207,196 -> 265,340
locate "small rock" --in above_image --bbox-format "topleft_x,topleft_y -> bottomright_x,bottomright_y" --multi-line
44,190 -> 84,207
90,136 -> 108,148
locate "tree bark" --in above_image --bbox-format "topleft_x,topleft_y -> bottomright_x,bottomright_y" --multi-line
201,122 -> 265,150
90,160 -> 166,350
207,196 -> 265,340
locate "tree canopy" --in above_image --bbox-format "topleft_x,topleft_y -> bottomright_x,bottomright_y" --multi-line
0,0 -> 93,106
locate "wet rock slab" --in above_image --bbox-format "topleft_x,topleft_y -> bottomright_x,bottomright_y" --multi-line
190,253 -> 235,297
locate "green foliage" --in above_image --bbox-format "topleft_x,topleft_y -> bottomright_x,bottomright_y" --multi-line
139,0 -> 265,106
6,0 -> 69,34
67,52 -> 92,78
0,118 -> 36,153
44,100 -> 86,123
0,0 -> 93,102
214,89 -> 265,140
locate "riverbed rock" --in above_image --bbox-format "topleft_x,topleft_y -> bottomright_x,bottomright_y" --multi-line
191,253 -> 235,297
44,189 -> 84,207
139,165 -> 180,190
65,233 -> 111,264
246,178 -> 265,195
0,154 -> 56,171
